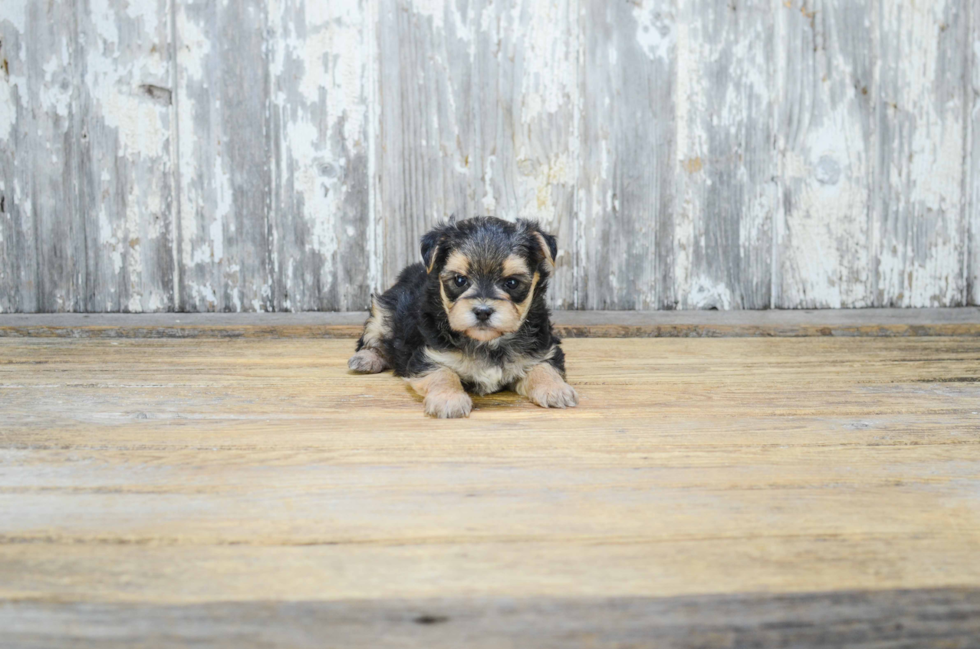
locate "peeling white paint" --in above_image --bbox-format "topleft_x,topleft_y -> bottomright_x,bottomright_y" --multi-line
632,1 -> 674,62
876,0 -> 966,307
0,5 -> 27,33
39,56 -> 72,119
85,0 -> 170,159
268,0 -> 374,310
4,0 -> 977,312
208,217 -> 224,264
520,0 -> 576,124
410,0 -> 446,31
124,0 -> 159,36
0,74 -> 16,142
687,277 -> 735,310
175,8 -> 210,82
482,155 -> 497,213
672,15 -> 699,307
773,0 -> 876,310
365,0 -> 381,297
519,151 -> 573,224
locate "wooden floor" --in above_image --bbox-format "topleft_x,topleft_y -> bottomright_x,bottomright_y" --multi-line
2,335 -> 980,647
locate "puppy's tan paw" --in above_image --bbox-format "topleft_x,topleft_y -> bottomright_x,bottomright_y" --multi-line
424,390 -> 473,419
348,349 -> 389,374
528,380 -> 578,409
519,363 -> 579,409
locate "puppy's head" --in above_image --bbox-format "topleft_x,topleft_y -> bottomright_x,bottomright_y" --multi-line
421,216 -> 557,343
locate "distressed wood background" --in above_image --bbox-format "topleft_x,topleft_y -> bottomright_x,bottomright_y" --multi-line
0,0 -> 978,312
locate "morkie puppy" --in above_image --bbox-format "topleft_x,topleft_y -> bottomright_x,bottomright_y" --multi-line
348,216 -> 578,418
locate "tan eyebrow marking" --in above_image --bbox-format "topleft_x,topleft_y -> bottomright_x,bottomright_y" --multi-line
441,250 -> 470,278
502,254 -> 530,278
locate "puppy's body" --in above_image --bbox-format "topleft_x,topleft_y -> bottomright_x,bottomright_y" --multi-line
349,217 -> 577,418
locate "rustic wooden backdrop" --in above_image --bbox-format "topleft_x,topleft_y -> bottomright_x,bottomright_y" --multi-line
1,0 -> 978,312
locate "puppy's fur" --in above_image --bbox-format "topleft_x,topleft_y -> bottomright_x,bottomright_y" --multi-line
348,216 -> 577,418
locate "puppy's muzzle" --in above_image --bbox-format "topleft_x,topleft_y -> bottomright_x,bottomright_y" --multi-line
472,305 -> 495,323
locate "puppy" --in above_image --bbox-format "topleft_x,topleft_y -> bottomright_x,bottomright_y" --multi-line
348,216 -> 578,418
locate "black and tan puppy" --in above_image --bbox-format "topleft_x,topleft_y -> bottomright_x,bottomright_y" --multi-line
348,216 -> 578,418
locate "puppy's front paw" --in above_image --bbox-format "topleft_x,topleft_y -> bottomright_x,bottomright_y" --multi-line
528,380 -> 578,409
348,349 -> 389,374
519,363 -> 579,409
424,390 -> 473,419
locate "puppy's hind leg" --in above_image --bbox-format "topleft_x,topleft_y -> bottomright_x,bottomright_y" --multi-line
348,300 -> 392,374
409,367 -> 473,419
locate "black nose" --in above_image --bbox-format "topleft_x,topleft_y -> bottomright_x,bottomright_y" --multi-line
473,305 -> 495,322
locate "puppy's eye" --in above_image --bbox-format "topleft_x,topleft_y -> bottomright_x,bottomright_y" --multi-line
504,278 -> 521,290
453,275 -> 468,288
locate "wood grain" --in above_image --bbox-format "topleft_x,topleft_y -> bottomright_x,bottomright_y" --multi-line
673,0 -> 776,310
376,0 -> 580,307
969,1 -> 979,306
874,0 -> 969,307
174,0 -> 273,312
773,0 -> 874,308
577,0 -> 675,310
1,339 -> 979,576
0,3 -> 81,312
376,0 -> 463,287
75,0 -> 176,313
268,0 -> 376,312
3,589 -> 980,648
3,1 -> 980,312
0,335 -> 979,644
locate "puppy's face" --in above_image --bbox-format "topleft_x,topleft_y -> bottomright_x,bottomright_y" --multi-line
422,217 -> 557,343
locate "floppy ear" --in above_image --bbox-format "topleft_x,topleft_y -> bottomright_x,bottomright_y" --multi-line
421,216 -> 461,273
534,230 -> 558,268
519,220 -> 557,270
421,230 -> 441,273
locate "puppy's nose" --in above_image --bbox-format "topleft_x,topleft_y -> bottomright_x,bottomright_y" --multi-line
473,305 -> 495,322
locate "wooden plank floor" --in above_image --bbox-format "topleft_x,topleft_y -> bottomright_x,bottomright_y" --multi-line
2,336 -> 980,647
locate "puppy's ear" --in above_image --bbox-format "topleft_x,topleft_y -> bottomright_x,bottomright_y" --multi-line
420,230 -> 441,273
518,220 -> 558,270
534,230 -> 558,267
422,220 -> 456,273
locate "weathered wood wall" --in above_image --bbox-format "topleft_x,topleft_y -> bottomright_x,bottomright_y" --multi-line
1,0 -> 978,312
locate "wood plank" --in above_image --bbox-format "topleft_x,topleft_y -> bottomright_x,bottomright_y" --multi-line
5,2 -> 980,315
874,0 -> 970,307
268,0 -> 376,311
1,308 -> 978,339
0,336 -> 978,645
173,0 -> 272,312
375,0 -> 471,286
3,589 -> 980,649
376,0 -> 579,306
0,3 -> 82,312
576,0 -> 675,309
74,0 -> 176,312
969,3 -> 979,306
773,0 -> 875,308
673,0 -> 776,309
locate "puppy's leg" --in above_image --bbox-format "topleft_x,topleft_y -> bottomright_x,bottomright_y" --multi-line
516,362 -> 578,409
409,367 -> 473,419
348,300 -> 392,374
348,348 -> 388,373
